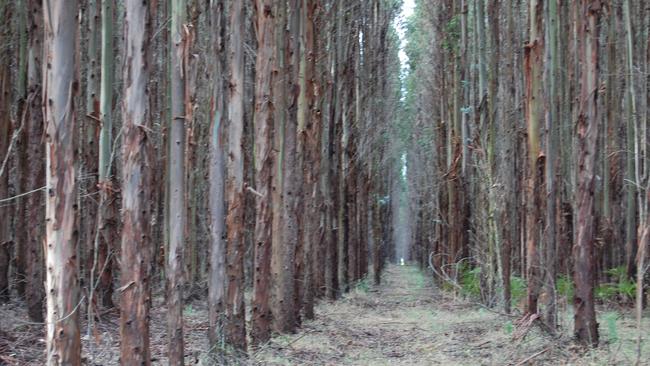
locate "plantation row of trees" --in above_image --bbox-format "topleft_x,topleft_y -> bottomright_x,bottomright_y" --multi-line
0,0 -> 404,364
402,0 -> 648,347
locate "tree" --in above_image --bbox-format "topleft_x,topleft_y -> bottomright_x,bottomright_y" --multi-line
120,0 -> 152,363
0,0 -> 11,305
300,0 -> 321,320
543,0 -> 560,329
280,0 -> 302,330
524,0 -> 544,316
22,0 -> 45,321
43,0 -> 81,363
251,0 -> 276,346
224,0 -> 247,350
573,0 -> 602,347
82,0 -> 100,283
270,0 -> 298,333
207,0 -> 226,351
93,0 -> 116,309
167,0 -> 187,362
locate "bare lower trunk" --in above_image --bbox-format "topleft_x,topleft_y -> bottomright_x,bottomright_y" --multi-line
573,0 -> 601,346
0,0 -> 11,303
278,0 -> 301,331
524,0 -> 544,315
43,1 -> 81,363
120,1 -> 152,364
224,0 -> 247,350
94,0 -> 115,309
167,0 -> 186,363
207,0 -> 226,350
251,0 -> 276,346
302,0 -> 321,320
24,0 -> 45,322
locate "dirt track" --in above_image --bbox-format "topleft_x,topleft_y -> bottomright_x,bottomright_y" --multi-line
253,265 -> 647,366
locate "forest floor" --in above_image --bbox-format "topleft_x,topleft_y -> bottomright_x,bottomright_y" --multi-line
253,265 -> 650,366
1,264 -> 649,365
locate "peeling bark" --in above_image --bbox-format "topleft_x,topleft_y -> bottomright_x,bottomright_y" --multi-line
573,0 -> 601,347
119,1 -> 152,364
43,1 -> 82,364
207,0 -> 226,351
224,0 -> 247,350
251,0 -> 276,346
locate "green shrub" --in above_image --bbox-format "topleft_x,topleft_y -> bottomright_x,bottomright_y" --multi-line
616,279 -> 636,300
596,267 -> 637,303
605,266 -> 627,282
354,277 -> 370,293
557,274 -> 574,299
459,264 -> 481,298
441,281 -> 456,293
595,283 -> 618,302
510,276 -> 526,306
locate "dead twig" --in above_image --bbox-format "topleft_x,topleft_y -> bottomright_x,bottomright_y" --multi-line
513,313 -> 540,341
513,347 -> 549,366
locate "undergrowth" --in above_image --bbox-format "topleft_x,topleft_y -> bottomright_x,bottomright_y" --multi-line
451,264 -> 637,307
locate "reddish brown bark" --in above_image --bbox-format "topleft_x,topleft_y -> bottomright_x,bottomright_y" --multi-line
573,0 -> 601,346
523,0 -> 544,315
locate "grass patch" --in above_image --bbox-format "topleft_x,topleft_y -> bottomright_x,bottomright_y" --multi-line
602,311 -> 620,343
353,277 -> 370,293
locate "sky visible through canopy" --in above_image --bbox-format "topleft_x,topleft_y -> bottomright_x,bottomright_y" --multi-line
397,0 -> 415,69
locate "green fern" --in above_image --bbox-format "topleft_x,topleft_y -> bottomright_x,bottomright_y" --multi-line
605,266 -> 627,282
617,279 -> 636,301
595,284 -> 617,302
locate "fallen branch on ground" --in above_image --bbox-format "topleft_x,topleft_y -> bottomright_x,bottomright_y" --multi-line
513,347 -> 549,366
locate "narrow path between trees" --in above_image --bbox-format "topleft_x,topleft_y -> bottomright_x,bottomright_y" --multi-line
2,264 -> 643,365
253,265 -> 633,366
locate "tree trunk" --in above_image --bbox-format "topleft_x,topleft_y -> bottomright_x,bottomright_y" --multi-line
82,0 -> 100,314
322,5 -> 338,299
224,0 -> 247,350
573,0 -> 601,347
280,0 -> 301,330
120,1 -> 152,363
301,0 -> 321,319
94,0 -> 115,310
623,0 -> 639,280
207,0 -> 226,351
543,0 -> 560,329
167,0 -> 186,362
23,0 -> 45,322
251,0 -> 276,346
524,0 -> 544,315
15,0 -> 27,300
0,0 -> 11,305
43,1 -> 82,363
